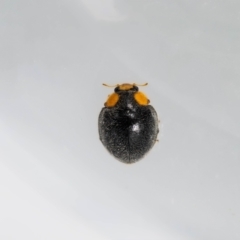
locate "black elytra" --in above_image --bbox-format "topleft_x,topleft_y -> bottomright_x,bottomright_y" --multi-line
98,83 -> 159,164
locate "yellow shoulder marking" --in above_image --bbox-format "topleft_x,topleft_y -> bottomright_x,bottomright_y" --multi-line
134,92 -> 150,105
104,93 -> 119,107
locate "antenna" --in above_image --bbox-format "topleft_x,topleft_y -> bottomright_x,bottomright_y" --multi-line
133,83 -> 148,87
102,83 -> 119,87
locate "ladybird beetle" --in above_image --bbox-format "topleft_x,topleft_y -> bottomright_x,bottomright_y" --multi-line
98,83 -> 159,164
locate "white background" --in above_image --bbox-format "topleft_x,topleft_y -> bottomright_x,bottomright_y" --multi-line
0,0 -> 240,239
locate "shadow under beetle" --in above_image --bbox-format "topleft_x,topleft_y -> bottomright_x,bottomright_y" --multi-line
98,83 -> 159,164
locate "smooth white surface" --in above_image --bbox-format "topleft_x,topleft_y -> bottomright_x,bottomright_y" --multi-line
1,0 -> 240,239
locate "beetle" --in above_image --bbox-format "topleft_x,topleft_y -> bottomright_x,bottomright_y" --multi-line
98,83 -> 159,163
